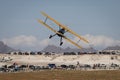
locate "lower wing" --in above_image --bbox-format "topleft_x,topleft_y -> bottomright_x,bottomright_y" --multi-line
63,36 -> 82,49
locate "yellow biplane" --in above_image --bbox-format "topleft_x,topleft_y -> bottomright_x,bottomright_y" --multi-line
37,12 -> 89,49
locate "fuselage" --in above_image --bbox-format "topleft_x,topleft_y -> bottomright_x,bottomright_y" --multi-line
57,28 -> 65,37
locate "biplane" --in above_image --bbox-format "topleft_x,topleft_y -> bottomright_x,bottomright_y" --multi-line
37,12 -> 89,49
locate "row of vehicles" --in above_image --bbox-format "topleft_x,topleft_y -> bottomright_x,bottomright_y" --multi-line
0,63 -> 120,73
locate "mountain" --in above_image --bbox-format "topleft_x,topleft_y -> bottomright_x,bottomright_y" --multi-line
104,45 -> 120,50
42,45 -> 97,53
0,41 -> 15,53
42,45 -> 63,53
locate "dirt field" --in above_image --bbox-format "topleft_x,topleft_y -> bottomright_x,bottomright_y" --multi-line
0,70 -> 120,80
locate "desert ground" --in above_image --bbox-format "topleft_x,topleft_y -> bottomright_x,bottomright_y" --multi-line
0,70 -> 120,80
0,54 -> 120,66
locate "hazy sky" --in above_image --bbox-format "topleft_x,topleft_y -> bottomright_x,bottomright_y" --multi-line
0,0 -> 120,51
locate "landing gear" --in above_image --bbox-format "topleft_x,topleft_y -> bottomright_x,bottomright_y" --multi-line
49,34 -> 64,46
49,34 -> 56,39
60,42 -> 63,46
60,37 -> 63,46
49,35 -> 52,39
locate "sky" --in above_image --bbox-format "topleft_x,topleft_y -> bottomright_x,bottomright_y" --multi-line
0,0 -> 120,51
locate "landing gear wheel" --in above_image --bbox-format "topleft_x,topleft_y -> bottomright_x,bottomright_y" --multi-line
60,42 -> 63,46
49,35 -> 52,39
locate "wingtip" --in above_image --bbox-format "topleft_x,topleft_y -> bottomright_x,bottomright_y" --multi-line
40,11 -> 43,13
41,11 -> 46,15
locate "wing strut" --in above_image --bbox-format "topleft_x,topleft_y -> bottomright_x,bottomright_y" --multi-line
44,17 -> 48,23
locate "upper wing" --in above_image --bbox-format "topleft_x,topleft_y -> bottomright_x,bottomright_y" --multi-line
41,12 -> 89,43
37,19 -> 82,49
